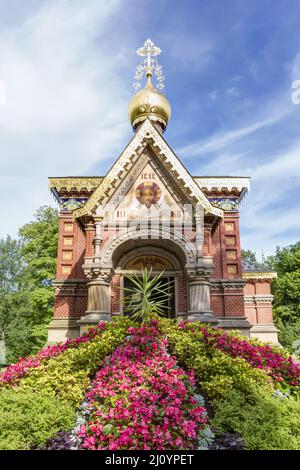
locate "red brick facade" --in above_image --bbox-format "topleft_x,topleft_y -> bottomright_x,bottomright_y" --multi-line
52,207 -> 274,328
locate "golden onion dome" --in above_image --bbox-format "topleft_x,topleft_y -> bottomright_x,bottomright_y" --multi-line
128,73 -> 171,132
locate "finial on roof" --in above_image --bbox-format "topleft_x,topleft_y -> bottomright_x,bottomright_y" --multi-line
133,38 -> 165,92
128,39 -> 171,133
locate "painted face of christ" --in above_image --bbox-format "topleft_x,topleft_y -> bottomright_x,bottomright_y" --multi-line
135,182 -> 161,209
142,188 -> 155,208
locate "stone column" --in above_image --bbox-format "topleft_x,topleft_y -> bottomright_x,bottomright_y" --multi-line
78,270 -> 112,334
187,258 -> 218,324
93,218 -> 103,263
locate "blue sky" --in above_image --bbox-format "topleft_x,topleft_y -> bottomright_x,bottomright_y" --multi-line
0,0 -> 299,257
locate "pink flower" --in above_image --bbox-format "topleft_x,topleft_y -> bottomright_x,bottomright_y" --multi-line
75,324 -> 208,450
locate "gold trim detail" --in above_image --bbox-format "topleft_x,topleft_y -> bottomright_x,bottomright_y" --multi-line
242,272 -> 277,280
49,177 -> 103,192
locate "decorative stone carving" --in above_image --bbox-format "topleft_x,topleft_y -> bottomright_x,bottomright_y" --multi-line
61,198 -> 87,211
99,227 -> 197,269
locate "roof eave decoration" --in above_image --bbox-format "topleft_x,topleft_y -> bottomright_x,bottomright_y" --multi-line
242,272 -> 277,280
73,119 -> 223,219
48,177 -> 103,204
196,177 -> 251,202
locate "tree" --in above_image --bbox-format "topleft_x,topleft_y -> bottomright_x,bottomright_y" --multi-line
267,242 -> 300,352
267,242 -> 300,323
0,207 -> 58,363
241,249 -> 258,264
0,236 -> 25,364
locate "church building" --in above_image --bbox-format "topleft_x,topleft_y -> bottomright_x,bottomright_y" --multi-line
48,40 -> 278,343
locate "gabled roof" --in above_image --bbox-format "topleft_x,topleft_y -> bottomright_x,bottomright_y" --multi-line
73,119 -> 223,219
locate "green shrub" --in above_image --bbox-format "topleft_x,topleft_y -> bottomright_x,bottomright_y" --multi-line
212,387 -> 300,450
0,388 -> 75,450
18,317 -> 133,407
276,318 -> 300,355
158,319 -> 273,399
158,319 -> 300,450
0,317 -> 133,450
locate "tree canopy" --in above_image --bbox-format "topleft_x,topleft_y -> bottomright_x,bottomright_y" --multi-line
0,207 -> 58,363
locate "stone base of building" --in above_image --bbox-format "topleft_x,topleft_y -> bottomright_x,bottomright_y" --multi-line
77,311 -> 111,335
217,317 -> 251,337
47,317 -> 80,344
187,311 -> 219,325
250,324 -> 279,344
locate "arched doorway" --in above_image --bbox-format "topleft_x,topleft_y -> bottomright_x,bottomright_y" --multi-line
122,253 -> 176,319
111,242 -> 187,319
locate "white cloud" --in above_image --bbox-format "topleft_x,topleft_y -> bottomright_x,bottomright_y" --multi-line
208,89 -> 219,104
225,86 -> 239,97
178,113 -> 284,156
0,0 -> 134,238
239,141 -> 300,256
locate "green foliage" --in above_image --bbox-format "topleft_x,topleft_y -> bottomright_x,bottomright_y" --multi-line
0,318 -> 133,450
121,268 -> 172,324
18,318 -> 132,407
158,319 -> 272,400
241,249 -> 258,264
212,388 -> 300,450
268,242 -> 300,323
158,319 -> 300,450
266,242 -> 300,352
0,236 -> 25,363
0,206 -> 58,363
0,388 -> 75,450
276,318 -> 300,355
19,206 -> 58,288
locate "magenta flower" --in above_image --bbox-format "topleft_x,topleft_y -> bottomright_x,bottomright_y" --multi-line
76,324 -> 208,450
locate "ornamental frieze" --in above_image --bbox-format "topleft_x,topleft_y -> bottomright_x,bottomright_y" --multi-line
208,197 -> 240,211
61,198 -> 87,211
49,177 -> 103,192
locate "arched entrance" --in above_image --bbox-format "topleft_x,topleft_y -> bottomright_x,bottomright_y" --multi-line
111,240 -> 188,319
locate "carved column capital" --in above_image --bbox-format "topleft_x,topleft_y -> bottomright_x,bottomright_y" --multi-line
186,256 -> 214,280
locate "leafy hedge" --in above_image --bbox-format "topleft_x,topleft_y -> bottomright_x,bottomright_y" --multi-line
0,389 -> 75,450
212,388 -> 300,450
180,322 -> 300,392
0,318 -> 133,449
0,317 -> 299,450
159,319 -> 300,450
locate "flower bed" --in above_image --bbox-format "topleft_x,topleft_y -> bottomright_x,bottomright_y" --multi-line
0,322 -> 106,386
75,322 -> 208,450
179,322 -> 300,392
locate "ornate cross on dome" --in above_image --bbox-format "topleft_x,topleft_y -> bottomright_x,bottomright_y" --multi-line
133,39 -> 165,93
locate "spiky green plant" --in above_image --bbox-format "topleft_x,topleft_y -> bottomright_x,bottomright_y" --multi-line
120,268 -> 173,324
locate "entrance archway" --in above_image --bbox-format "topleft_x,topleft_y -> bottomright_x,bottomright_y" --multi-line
111,240 -> 187,318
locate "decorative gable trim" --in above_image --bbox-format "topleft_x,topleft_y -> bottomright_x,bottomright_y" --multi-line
73,120 -> 223,219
